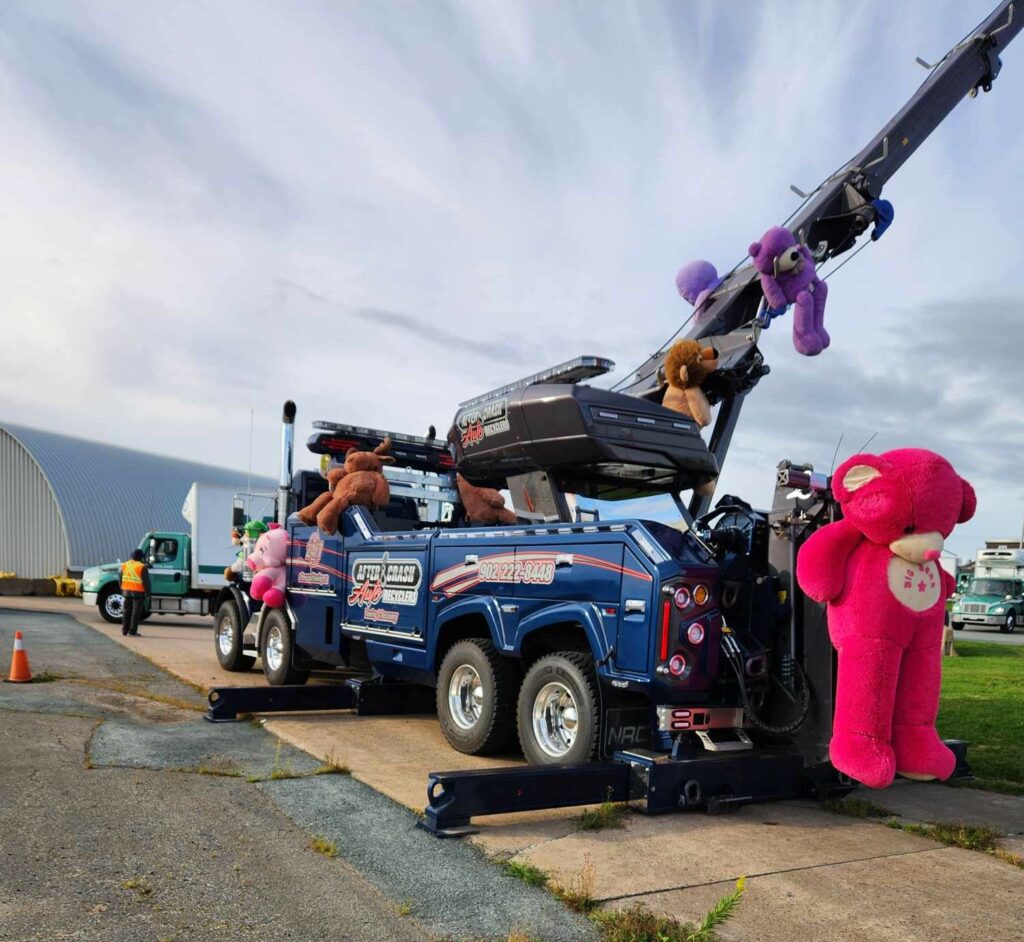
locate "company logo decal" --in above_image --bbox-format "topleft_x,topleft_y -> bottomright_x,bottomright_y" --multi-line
364,607 -> 400,625
296,531 -> 331,587
456,398 -> 509,449
347,553 -> 422,608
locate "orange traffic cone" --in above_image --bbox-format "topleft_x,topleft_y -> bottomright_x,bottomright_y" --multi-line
5,630 -> 32,683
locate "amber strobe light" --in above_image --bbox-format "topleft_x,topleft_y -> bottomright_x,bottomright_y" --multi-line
693,584 -> 710,606
660,599 -> 671,662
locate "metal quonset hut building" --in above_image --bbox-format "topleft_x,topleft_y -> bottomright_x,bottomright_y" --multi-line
0,422 -> 274,579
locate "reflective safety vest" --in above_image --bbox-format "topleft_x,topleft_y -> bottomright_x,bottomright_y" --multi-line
120,560 -> 146,593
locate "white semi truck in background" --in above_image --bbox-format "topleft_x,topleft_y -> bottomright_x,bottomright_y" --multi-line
950,547 -> 1024,633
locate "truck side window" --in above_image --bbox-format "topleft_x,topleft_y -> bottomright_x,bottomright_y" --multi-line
152,539 -> 178,564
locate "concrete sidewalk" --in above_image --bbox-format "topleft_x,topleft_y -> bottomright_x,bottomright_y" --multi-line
6,597 -> 1023,941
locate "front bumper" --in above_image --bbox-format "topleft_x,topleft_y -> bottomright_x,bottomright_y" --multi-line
82,592 -> 98,606
954,613 -> 1002,626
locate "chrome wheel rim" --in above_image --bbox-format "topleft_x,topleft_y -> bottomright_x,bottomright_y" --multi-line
532,681 -> 579,758
217,616 -> 235,656
265,625 -> 284,673
1008,615 -> 1016,632
447,664 -> 484,730
106,593 -> 125,619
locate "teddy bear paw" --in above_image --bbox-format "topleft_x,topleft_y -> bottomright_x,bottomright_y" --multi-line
829,732 -> 895,789
793,333 -> 824,357
262,587 -> 285,609
893,724 -> 956,781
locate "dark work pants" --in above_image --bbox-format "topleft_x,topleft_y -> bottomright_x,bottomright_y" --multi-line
122,591 -> 146,636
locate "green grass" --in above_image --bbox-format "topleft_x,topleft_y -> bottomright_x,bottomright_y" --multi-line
310,836 -> 338,858
575,801 -> 628,832
936,641 -> 1024,793
890,820 -> 1001,851
593,877 -> 746,942
821,797 -> 895,819
502,859 -> 550,888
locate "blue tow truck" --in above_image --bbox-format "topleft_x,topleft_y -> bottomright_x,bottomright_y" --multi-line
206,9 -> 1014,825
214,375 -> 794,768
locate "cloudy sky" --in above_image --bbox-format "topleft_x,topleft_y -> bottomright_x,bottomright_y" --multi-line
1,0 -> 1022,559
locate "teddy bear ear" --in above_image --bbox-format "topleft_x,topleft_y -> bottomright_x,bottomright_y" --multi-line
748,241 -> 761,258
832,454 -> 885,501
958,477 -> 977,524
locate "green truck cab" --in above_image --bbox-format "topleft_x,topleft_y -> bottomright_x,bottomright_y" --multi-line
950,548 -> 1024,634
81,531 -> 192,623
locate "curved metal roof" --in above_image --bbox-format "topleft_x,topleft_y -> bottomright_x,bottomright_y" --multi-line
1,423 -> 275,570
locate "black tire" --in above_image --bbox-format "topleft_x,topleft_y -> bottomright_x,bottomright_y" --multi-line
1000,612 -> 1017,634
951,622 -> 963,631
517,651 -> 600,766
436,639 -> 520,756
260,610 -> 310,686
98,586 -> 125,624
215,599 -> 255,672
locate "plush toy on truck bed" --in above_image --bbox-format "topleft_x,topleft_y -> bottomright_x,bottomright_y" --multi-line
246,522 -> 288,609
296,438 -> 394,535
796,448 -> 976,788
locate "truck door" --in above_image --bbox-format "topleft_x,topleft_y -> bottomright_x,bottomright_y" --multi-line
144,534 -> 188,597
616,549 -> 655,673
288,528 -> 345,664
344,542 -> 430,644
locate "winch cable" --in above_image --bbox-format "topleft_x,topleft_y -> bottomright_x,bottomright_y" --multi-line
721,629 -> 810,735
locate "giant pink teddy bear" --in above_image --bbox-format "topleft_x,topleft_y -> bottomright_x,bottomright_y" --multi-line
246,522 -> 288,609
748,225 -> 830,357
796,449 -> 975,789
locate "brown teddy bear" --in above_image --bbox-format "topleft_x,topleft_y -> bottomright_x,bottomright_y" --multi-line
662,339 -> 718,427
296,439 -> 395,535
457,474 -> 516,525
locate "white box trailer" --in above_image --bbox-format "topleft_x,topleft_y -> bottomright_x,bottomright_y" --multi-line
181,483 -> 276,590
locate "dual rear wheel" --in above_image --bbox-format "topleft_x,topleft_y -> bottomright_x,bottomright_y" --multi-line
435,640 -> 599,764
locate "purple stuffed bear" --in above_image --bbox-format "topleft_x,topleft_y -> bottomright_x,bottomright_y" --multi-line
748,226 -> 830,356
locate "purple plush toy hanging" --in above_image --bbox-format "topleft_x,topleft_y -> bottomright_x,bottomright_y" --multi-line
748,226 -> 830,356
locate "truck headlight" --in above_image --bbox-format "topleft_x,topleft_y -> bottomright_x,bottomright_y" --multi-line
992,607 -> 1005,615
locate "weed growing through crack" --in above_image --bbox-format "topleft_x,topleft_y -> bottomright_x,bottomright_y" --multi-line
576,800 -> 627,832
503,859 -> 550,888
30,671 -> 62,683
885,818 -> 1022,869
311,753 -> 350,776
310,836 -> 338,858
888,820 -> 1000,851
551,856 -> 597,914
194,764 -> 243,778
822,797 -> 896,819
120,878 -> 153,897
396,899 -> 414,917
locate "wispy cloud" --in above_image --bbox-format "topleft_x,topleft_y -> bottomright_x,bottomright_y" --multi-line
0,0 -> 1020,559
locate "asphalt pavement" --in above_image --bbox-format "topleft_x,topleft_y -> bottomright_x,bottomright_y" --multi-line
0,608 -> 595,942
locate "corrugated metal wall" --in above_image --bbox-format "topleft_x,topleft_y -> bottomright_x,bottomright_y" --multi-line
0,428 -> 68,578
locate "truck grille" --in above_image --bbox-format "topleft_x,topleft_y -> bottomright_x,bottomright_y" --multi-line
963,603 -> 987,614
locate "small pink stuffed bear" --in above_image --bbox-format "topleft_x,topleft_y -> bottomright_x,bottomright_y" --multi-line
796,449 -> 975,788
246,522 -> 288,609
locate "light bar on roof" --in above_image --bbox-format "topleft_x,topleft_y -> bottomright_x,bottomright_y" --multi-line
458,355 -> 615,409
311,422 -> 444,449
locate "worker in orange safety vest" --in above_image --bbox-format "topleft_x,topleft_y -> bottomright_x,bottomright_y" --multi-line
120,549 -> 151,637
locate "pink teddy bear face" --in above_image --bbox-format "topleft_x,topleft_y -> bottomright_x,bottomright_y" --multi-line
833,449 -> 976,562
246,525 -> 288,572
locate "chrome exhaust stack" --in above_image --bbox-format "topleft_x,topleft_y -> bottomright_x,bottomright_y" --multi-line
278,400 -> 297,526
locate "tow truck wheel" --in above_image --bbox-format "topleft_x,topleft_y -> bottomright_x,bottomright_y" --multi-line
517,651 -> 599,766
260,610 -> 309,686
215,600 -> 255,672
1000,612 -> 1017,634
436,639 -> 519,755
98,586 -> 125,624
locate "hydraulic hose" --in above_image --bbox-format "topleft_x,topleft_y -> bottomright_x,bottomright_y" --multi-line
721,632 -> 810,736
